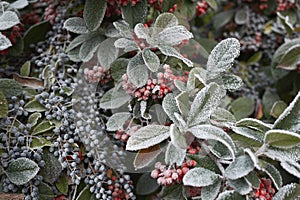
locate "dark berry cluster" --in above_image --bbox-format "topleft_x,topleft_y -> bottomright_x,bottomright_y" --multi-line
117,0 -> 141,6
195,0 -> 209,17
84,66 -> 112,84
106,0 -> 122,17
151,160 -> 197,186
276,0 -> 297,11
253,178 -> 276,200
187,140 -> 201,154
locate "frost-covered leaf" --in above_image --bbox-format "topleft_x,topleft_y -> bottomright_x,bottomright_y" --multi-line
127,53 -> 149,87
221,74 -> 243,91
228,178 -> 252,195
165,142 -> 186,165
280,159 -> 300,178
83,0 -> 107,31
231,97 -> 255,120
271,100 -> 287,118
170,124 -> 187,149
157,26 -> 193,46
158,45 -> 193,67
79,33 -> 104,62
277,12 -> 294,35
231,126 -> 264,145
114,38 -> 139,52
30,137 -> 52,149
175,92 -> 190,117
106,112 -> 131,131
66,32 -> 100,52
100,86 -> 131,109
121,0 -> 148,28
260,160 -> 282,189
236,118 -> 272,132
24,99 -> 47,112
216,190 -> 245,200
263,146 -> 300,162
162,93 -> 181,126
234,8 -> 248,25
187,83 -> 225,127
211,107 -> 236,127
134,145 -> 161,170
189,125 -> 236,159
174,79 -> 187,92
63,17 -> 89,34
0,91 -> 8,118
245,171 -> 261,189
183,167 -> 220,187
110,58 -> 128,81
28,113 -> 42,127
207,38 -> 240,79
201,179 -> 221,200
244,148 -> 260,170
113,20 -> 133,39
134,23 -> 149,39
213,10 -> 235,30
208,140 -> 232,160
0,32 -> 12,50
32,121 -> 55,135
154,12 -> 178,30
97,38 -> 119,69
6,158 -> 39,185
264,129 -> 300,148
11,0 -> 29,9
142,48 -> 160,72
277,44 -> 300,70
186,67 -> 206,91
273,91 -> 300,132
40,150 -> 62,184
273,183 -> 300,200
224,155 -> 254,180
126,125 -> 170,151
0,11 -> 20,30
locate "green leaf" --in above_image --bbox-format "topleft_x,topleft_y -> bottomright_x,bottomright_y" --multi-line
127,53 -> 149,87
270,100 -> 287,118
273,183 -> 300,200
106,112 -> 131,131
157,25 -> 193,46
216,190 -> 245,200
83,0 -> 107,31
263,146 -> 300,163
213,10 -> 235,30
114,37 -> 139,52
121,0 -> 148,28
162,184 -> 186,200
245,171 -> 261,189
260,160 -> 282,189
20,61 -> 31,76
110,58 -> 128,81
99,85 -> 131,109
221,74 -> 243,91
162,93 -> 181,126
97,38 -> 119,69
189,125 -> 236,158
224,155 -> 254,180
183,167 -> 220,187
206,0 -> 218,10
126,125 -> 170,151
6,158 -> 39,185
142,48 -> 160,72
273,91 -> 300,132
187,83 -> 225,127
76,186 -> 92,200
154,12 -> 178,30
231,97 -> 255,120
136,172 -> 160,195
158,45 -> 193,67
66,32 -> 100,52
0,32 -> 12,50
262,89 -> 281,119
264,129 -> 300,148
277,12 -> 294,34
23,21 -> 51,50
32,121 -> 55,135
0,78 -> 22,98
149,104 -> 168,125
0,11 -> 20,30
40,150 -> 62,184
175,91 -> 190,117
79,33 -> 104,62
24,98 -> 47,112
247,51 -> 263,65
134,23 -> 149,39
227,178 -> 252,195
63,17 -> 89,34
165,142 -> 186,165
8,35 -> 24,56
55,175 -> 68,195
234,8 -> 248,25
207,38 -> 240,80
162,0 -> 178,12
236,118 -> 272,132
201,179 -> 221,200
231,127 -> 264,147
113,20 -> 133,39
38,182 -> 55,200
0,91 -> 8,118
134,145 -> 161,170
280,159 -> 300,178
30,137 -> 52,149
170,123 -> 187,149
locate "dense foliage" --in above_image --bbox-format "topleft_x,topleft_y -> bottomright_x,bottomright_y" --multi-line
0,0 -> 299,199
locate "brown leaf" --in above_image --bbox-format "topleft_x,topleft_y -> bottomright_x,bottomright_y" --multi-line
13,73 -> 44,89
255,100 -> 263,119
0,193 -> 24,200
134,144 -> 161,170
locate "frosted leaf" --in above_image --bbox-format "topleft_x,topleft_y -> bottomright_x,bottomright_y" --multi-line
162,93 -> 181,127
134,145 -> 161,170
187,83 -> 225,127
158,45 -> 193,67
97,38 -> 119,68
228,178 -> 252,195
175,91 -> 190,117
224,155 -> 254,180
174,112 -> 187,128
127,53 -> 149,87
183,167 -> 220,187
245,171 -> 261,189
264,146 -> 300,162
83,0 -> 106,31
207,38 -> 240,80
273,91 -> 300,132
280,160 -> 300,178
201,179 -> 222,200
273,183 -> 300,200
126,125 -> 170,151
142,48 -> 160,72
154,13 -> 178,30
264,129 -> 300,148
186,67 -> 207,91
188,125 -> 236,159
114,38 -> 139,52
260,160 -> 283,189
157,26 -> 193,46
211,107 -> 236,127
0,11 -> 20,30
0,32 -> 12,51
221,74 -> 243,91
79,34 -> 104,62
244,148 -> 261,170
11,0 -> 29,9
174,79 -> 187,92
149,104 -> 168,125
231,126 -> 264,144
63,17 -> 89,34
106,112 -> 131,131
140,100 -> 151,119
170,124 -> 187,149
216,190 -> 244,200
165,142 -> 186,165
113,20 -> 133,39
134,23 -> 149,39
100,85 -> 131,109
236,118 -> 272,132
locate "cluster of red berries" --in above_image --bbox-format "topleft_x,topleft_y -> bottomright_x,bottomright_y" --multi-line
254,178 -> 276,200
187,140 -> 201,154
276,0 -> 297,11
148,0 -> 177,12
22,12 -> 40,25
195,0 -> 209,17
0,24 -> 24,55
117,0 -> 141,6
106,0 -> 122,17
151,160 -> 197,186
108,175 -> 134,200
84,66 -> 111,84
189,187 -> 202,197
258,0 -> 268,10
114,126 -> 139,143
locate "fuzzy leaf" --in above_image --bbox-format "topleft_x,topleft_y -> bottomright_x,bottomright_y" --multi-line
127,53 -> 149,87
162,93 -> 181,126
30,137 -> 52,149
79,33 -> 104,62
236,118 -> 272,132
211,107 -> 236,126
264,129 -> 300,148
245,171 -> 261,189
106,112 -> 131,131
149,104 -> 168,125
113,20 -> 133,39
234,8 -> 248,25
6,158 -> 39,185
114,37 -> 139,52
32,121 -> 55,135
28,113 -> 42,127
100,86 -> 131,109
165,142 -> 186,165
66,32 -> 100,52
221,74 -> 243,91
231,97 -> 255,120
228,178 -> 252,195
264,146 -> 300,162
207,38 -> 240,79
0,32 -> 12,50
213,10 -> 235,30
0,11 -> 20,30
11,0 -> 28,9
273,183 -> 300,200
0,91 -> 8,118
216,190 -> 245,200
63,17 -> 89,34
244,148 -> 260,170
134,23 -> 149,39
280,159 -> 300,178
24,98 -> 47,112
0,78 -> 22,97
157,26 -> 193,46
183,167 -> 220,187
158,45 -> 193,67
277,44 -> 300,70
121,0 -> 148,28
175,91 -> 190,117
260,160 -> 283,189
224,155 -> 254,180
170,124 -> 188,149
97,38 -> 119,69
231,126 -> 264,144
40,150 -> 62,184
126,125 -> 170,151
189,125 -> 236,158
142,48 -> 160,72
110,58 -> 128,81
83,0 -> 107,31
187,83 -> 225,127
134,145 -> 161,170
201,179 -> 222,200
154,13 -> 178,30
270,100 -> 287,118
